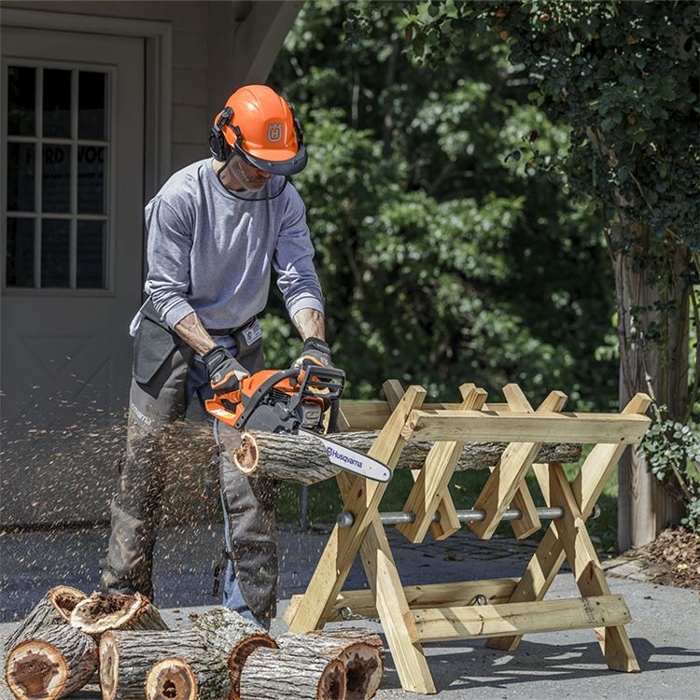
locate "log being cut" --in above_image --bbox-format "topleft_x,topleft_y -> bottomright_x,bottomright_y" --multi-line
4,623 -> 97,700
277,628 -> 384,700
219,426 -> 582,484
70,592 -> 168,637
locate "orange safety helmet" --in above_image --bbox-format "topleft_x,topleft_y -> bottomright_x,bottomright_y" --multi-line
209,85 -> 307,176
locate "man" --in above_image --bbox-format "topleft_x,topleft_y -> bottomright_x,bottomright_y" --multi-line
99,85 -> 333,629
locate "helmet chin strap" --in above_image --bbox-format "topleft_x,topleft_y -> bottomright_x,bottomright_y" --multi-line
214,156 -> 290,201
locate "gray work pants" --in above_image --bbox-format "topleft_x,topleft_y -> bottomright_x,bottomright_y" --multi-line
100,316 -> 276,623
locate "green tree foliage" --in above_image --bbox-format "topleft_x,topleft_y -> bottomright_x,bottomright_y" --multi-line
266,0 -> 618,407
382,0 -> 700,534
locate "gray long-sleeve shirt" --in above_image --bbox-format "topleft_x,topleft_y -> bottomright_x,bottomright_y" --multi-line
139,159 -> 324,332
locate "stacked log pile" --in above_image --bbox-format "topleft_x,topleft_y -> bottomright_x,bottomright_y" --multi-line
4,589 -> 384,700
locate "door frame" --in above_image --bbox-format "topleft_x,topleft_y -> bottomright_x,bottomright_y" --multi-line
1,7 -> 172,205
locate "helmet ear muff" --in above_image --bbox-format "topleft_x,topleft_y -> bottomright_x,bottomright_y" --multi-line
287,101 -> 305,147
209,106 -> 234,161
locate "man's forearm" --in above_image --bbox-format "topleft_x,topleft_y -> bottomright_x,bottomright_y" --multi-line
292,308 -> 325,341
174,312 -> 218,356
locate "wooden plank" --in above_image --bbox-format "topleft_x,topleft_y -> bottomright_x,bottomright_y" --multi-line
576,393 -> 652,511
339,399 -> 513,431
496,384 -> 543,539
384,380 -> 460,541
409,595 -> 631,644
397,384 -> 487,543
286,386 -> 426,633
468,391 -> 568,540
545,462 -> 640,672
402,410 -> 651,444
283,579 -> 521,624
357,515 -> 436,694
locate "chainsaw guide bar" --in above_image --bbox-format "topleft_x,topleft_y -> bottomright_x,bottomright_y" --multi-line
205,365 -> 392,482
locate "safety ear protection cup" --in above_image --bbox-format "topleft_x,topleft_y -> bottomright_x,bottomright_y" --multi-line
209,106 -> 234,161
287,101 -> 305,148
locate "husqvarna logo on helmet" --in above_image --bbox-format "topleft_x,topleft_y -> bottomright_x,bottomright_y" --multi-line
267,122 -> 283,143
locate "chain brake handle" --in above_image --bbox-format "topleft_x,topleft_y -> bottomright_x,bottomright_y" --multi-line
287,364 -> 345,415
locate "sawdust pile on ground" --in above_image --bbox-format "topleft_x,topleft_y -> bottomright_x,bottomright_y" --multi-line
624,526 -> 700,590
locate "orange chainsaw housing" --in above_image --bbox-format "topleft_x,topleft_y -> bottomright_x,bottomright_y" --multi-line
204,366 -> 344,432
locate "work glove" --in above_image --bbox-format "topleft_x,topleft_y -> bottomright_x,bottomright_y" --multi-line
292,337 -> 333,370
203,346 -> 249,395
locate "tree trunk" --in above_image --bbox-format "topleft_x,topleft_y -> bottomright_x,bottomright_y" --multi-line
4,586 -> 87,653
99,630 -> 230,700
278,628 -> 384,700
190,607 -> 278,699
70,592 -> 168,637
612,216 -> 687,549
239,645 -> 346,700
217,423 -> 581,484
4,623 -> 97,700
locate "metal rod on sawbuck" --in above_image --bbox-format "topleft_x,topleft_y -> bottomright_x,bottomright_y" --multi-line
336,504 -> 601,528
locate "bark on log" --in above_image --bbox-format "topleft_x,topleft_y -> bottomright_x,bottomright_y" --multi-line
70,592 -> 168,637
218,424 -> 582,484
191,607 -> 277,700
278,628 -> 384,700
4,586 -> 87,652
4,623 -> 97,700
239,645 -> 346,700
99,630 -> 230,700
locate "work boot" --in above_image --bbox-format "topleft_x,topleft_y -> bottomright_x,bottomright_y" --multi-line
99,562 -> 154,600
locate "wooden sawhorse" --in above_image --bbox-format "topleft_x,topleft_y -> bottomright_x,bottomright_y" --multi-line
284,381 -> 651,694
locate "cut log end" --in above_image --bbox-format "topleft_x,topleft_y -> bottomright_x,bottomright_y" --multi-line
320,658 -> 346,700
5,625 -> 96,700
48,585 -> 87,623
279,629 -> 384,700
232,431 -> 259,475
342,643 -> 383,700
146,658 -> 197,700
5,642 -> 68,700
228,635 -> 278,698
99,632 -> 119,700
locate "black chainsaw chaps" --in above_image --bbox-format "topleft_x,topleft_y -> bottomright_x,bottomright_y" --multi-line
220,456 -> 279,624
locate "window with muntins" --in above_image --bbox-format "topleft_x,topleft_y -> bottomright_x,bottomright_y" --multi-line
4,64 -> 110,290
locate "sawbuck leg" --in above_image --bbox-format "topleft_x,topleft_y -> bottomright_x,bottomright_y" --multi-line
486,392 -> 651,669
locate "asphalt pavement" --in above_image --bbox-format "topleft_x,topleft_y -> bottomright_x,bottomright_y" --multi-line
1,522 -> 699,699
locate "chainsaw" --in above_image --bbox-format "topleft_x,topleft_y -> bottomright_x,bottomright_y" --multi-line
205,365 -> 391,482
